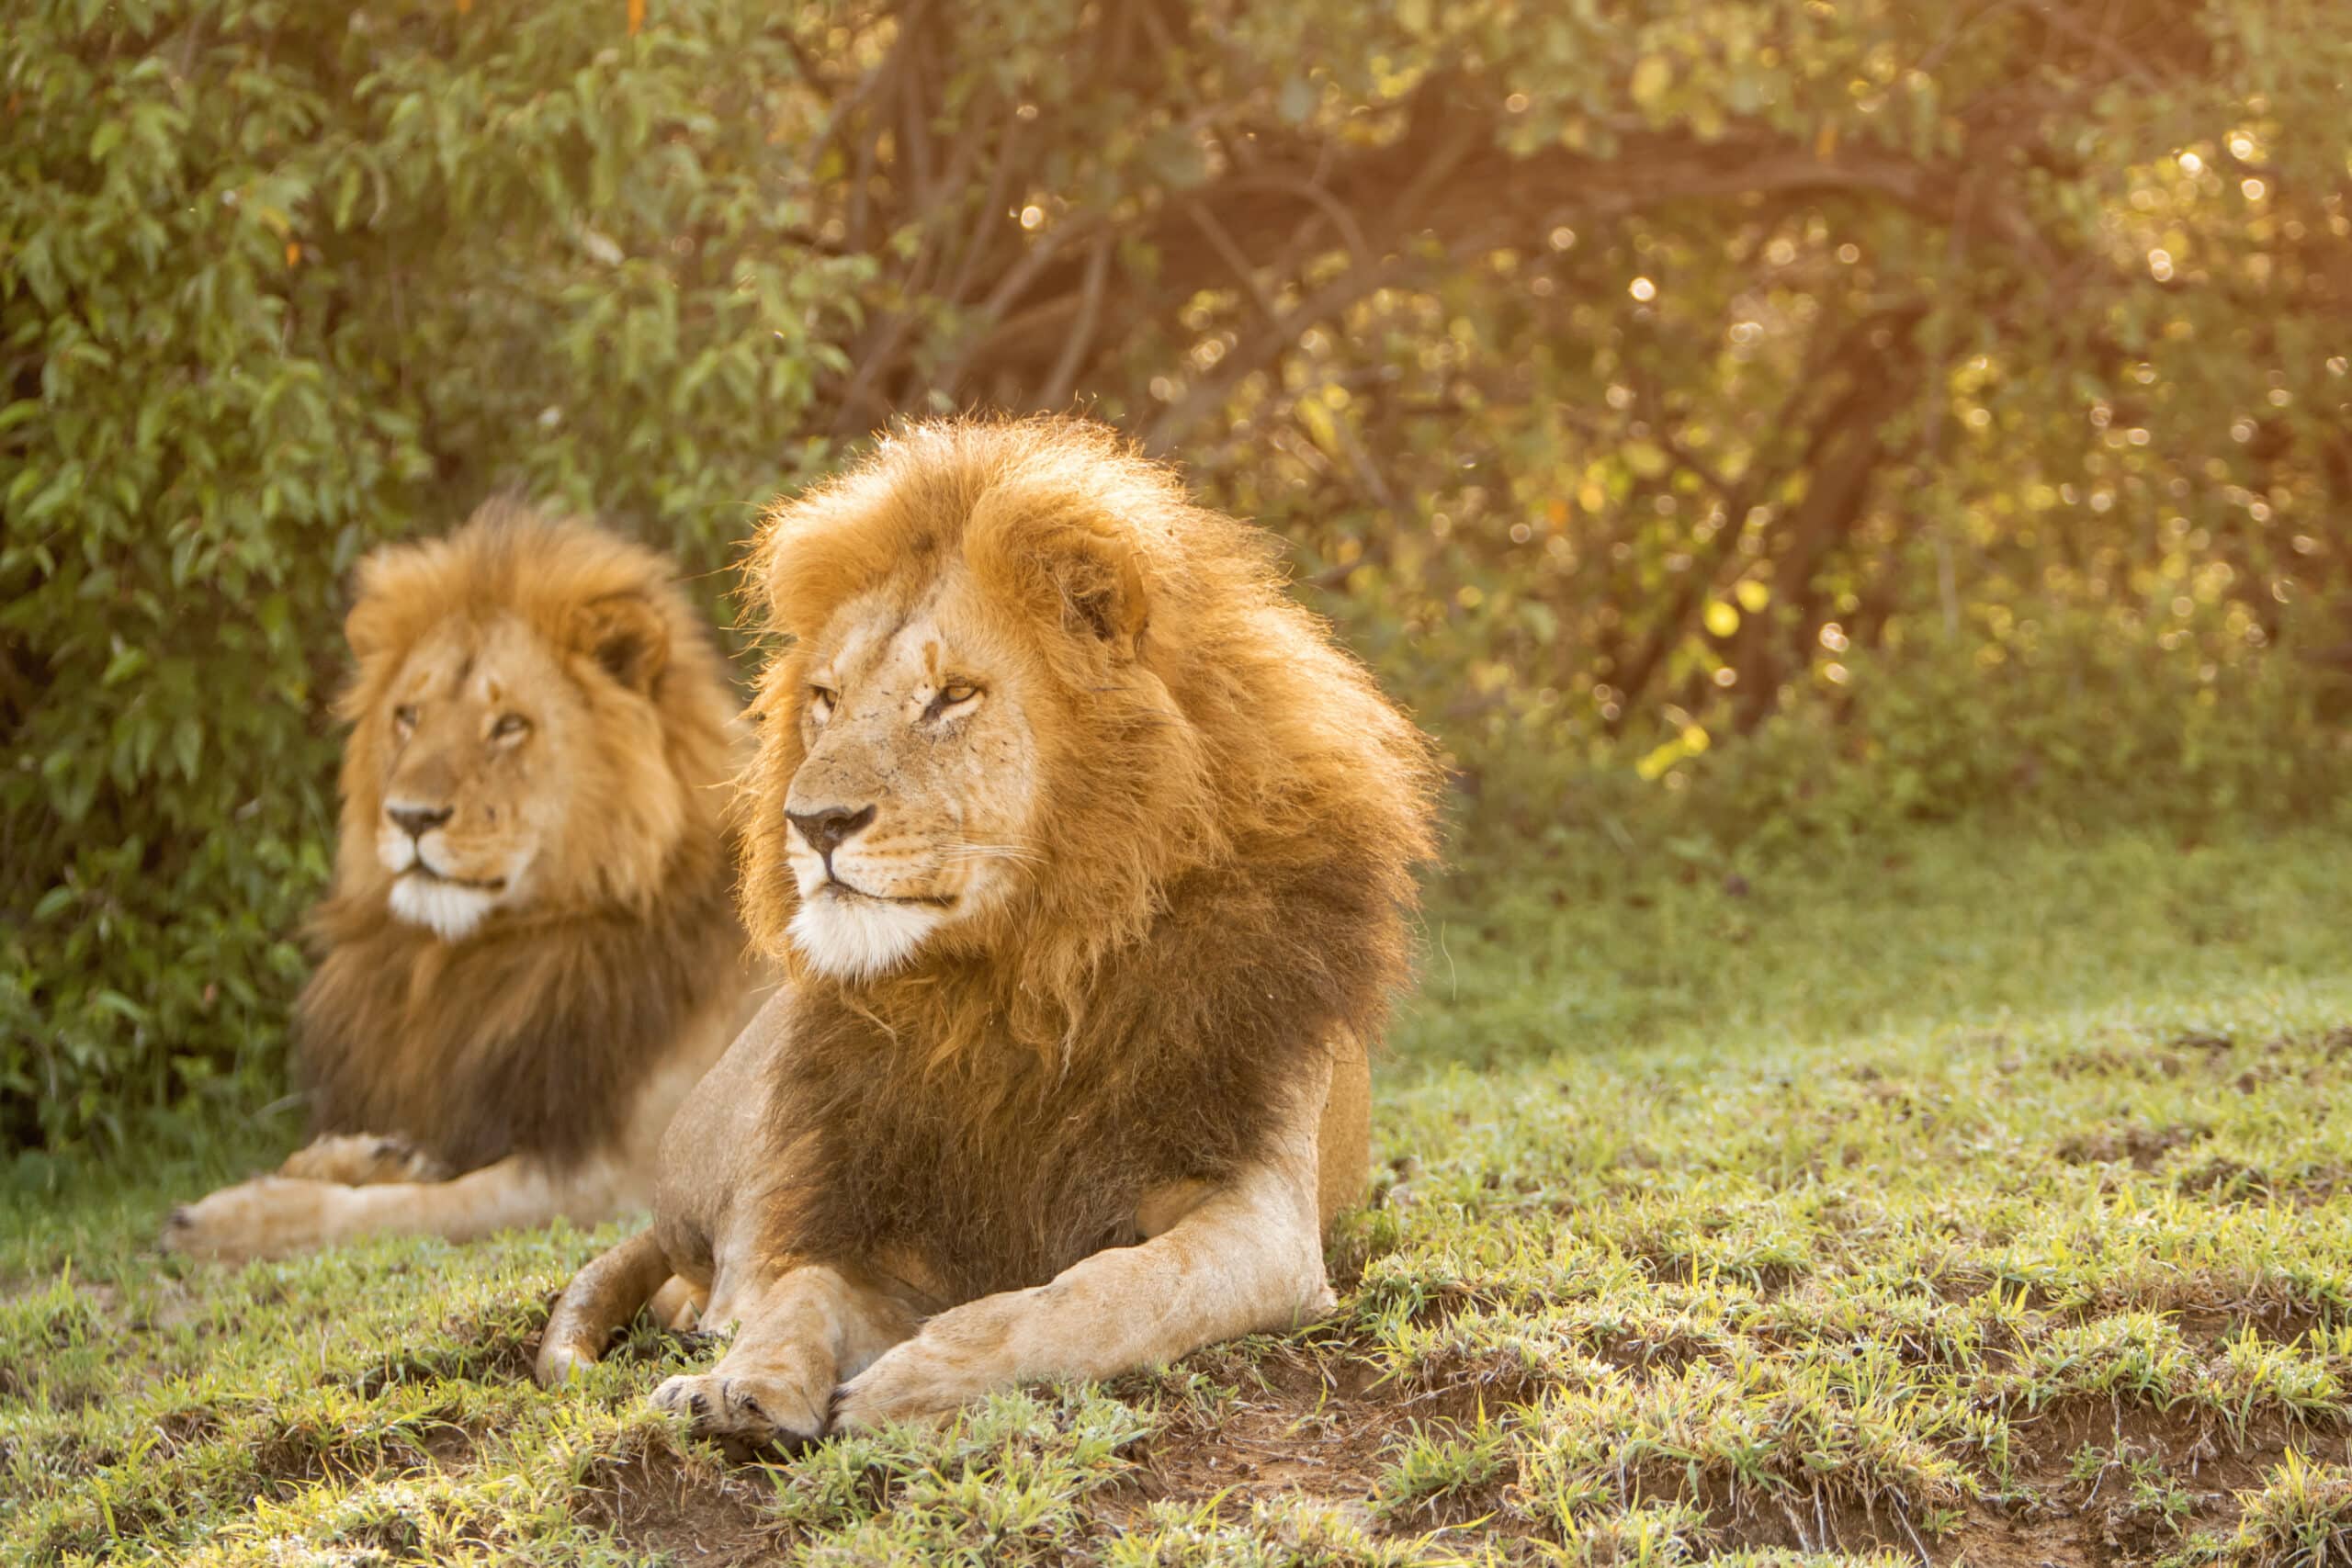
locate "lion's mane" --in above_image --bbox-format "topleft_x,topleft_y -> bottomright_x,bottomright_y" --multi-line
743,419 -> 1440,1298
294,503 -> 746,1172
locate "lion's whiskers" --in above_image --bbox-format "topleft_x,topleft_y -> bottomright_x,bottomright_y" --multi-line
942,842 -> 1045,867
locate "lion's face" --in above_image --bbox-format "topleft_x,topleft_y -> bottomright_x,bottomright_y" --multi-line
366,615 -> 600,940
777,571 -> 1042,980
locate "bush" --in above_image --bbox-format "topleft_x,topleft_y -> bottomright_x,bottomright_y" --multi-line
1448,615 -> 2352,885
3,0 -> 865,1146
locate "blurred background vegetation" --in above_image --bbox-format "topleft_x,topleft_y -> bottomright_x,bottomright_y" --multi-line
4,0 -> 2347,1151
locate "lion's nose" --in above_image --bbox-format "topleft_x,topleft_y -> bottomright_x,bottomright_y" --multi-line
387,803 -> 455,840
787,804 -> 876,858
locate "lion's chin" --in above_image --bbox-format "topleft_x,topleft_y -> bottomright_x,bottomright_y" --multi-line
789,893 -> 943,982
388,875 -> 500,942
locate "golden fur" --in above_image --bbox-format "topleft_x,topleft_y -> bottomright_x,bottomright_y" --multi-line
740,417 -> 1441,1296
538,417 -> 1439,1436
163,502 -> 763,1259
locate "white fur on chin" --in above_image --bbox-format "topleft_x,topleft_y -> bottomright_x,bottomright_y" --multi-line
789,894 -> 942,981
388,875 -> 497,942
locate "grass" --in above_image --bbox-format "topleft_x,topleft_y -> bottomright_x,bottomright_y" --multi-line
6,820 -> 2352,1564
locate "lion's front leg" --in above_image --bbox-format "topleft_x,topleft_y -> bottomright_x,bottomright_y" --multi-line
162,1152 -> 632,1261
833,1069 -> 1334,1430
162,1174 -> 362,1261
650,1265 -> 916,1446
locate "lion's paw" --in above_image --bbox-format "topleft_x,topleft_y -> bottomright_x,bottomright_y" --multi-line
650,1368 -> 828,1448
830,1340 -> 979,1432
649,1274 -> 708,1333
279,1134 -> 447,1186
160,1177 -> 348,1262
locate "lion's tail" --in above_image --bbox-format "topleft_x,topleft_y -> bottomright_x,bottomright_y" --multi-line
537,1227 -> 673,1386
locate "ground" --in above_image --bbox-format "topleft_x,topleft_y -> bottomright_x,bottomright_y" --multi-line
6,823 -> 2352,1566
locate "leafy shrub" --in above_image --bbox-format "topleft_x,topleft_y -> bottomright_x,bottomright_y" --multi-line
3,0 -> 863,1146
1445,612 -> 2352,887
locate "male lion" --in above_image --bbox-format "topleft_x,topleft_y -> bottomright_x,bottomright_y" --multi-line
164,502 -> 768,1261
537,418 -> 1438,1439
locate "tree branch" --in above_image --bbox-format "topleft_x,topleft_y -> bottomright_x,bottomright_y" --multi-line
1035,235 -> 1115,410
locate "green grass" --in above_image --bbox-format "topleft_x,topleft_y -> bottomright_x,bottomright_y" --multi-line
6,822 -> 2352,1564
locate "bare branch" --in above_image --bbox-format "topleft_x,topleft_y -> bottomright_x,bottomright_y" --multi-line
1185,201 -> 1281,323
2030,0 -> 2180,88
933,216 -> 1106,400
1218,173 -> 1374,274
1035,236 -> 1115,410
775,20 -> 842,103
940,105 -> 1025,307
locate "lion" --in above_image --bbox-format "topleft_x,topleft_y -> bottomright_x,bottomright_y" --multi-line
162,502 -> 769,1261
534,417 -> 1439,1440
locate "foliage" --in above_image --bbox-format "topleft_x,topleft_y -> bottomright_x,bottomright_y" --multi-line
1454,613 -> 2352,874
6,823 -> 2352,1562
3,0 -> 865,1145
6,0 -> 2348,1145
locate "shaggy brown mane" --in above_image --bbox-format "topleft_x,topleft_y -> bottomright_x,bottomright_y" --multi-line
294,503 -> 747,1172
743,418 -> 1440,1298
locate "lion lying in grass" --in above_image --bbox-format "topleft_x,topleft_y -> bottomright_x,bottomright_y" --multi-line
537,417 -> 1438,1439
164,503 -> 768,1261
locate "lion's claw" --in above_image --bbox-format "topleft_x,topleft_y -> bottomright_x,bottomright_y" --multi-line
651,1371 -> 827,1446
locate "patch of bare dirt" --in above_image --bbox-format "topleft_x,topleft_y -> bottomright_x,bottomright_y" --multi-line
154,1405 -> 223,1454
1108,1346 -> 1399,1523
579,1442 -> 781,1566
2174,1155 -> 2348,1204
1931,1403 -> 2340,1567
338,1322 -> 538,1394
2171,1303 -> 2339,1346
2057,1122 -> 2210,1170
1688,1483 -> 1947,1562
249,1407 -> 481,1497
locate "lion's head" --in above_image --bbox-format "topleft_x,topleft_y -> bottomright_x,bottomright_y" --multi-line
742,416 -> 1437,1009
333,502 -> 741,942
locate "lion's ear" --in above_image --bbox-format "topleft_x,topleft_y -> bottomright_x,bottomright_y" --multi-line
344,539 -> 432,663
345,596 -> 393,663
1036,525 -> 1149,656
573,592 -> 671,694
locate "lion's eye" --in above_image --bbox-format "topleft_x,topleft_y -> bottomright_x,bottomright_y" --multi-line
393,705 -> 419,732
491,713 -> 530,741
925,682 -> 981,721
808,687 -> 837,724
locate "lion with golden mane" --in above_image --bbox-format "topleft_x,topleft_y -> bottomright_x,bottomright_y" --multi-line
164,502 -> 767,1261
536,417 -> 1438,1438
